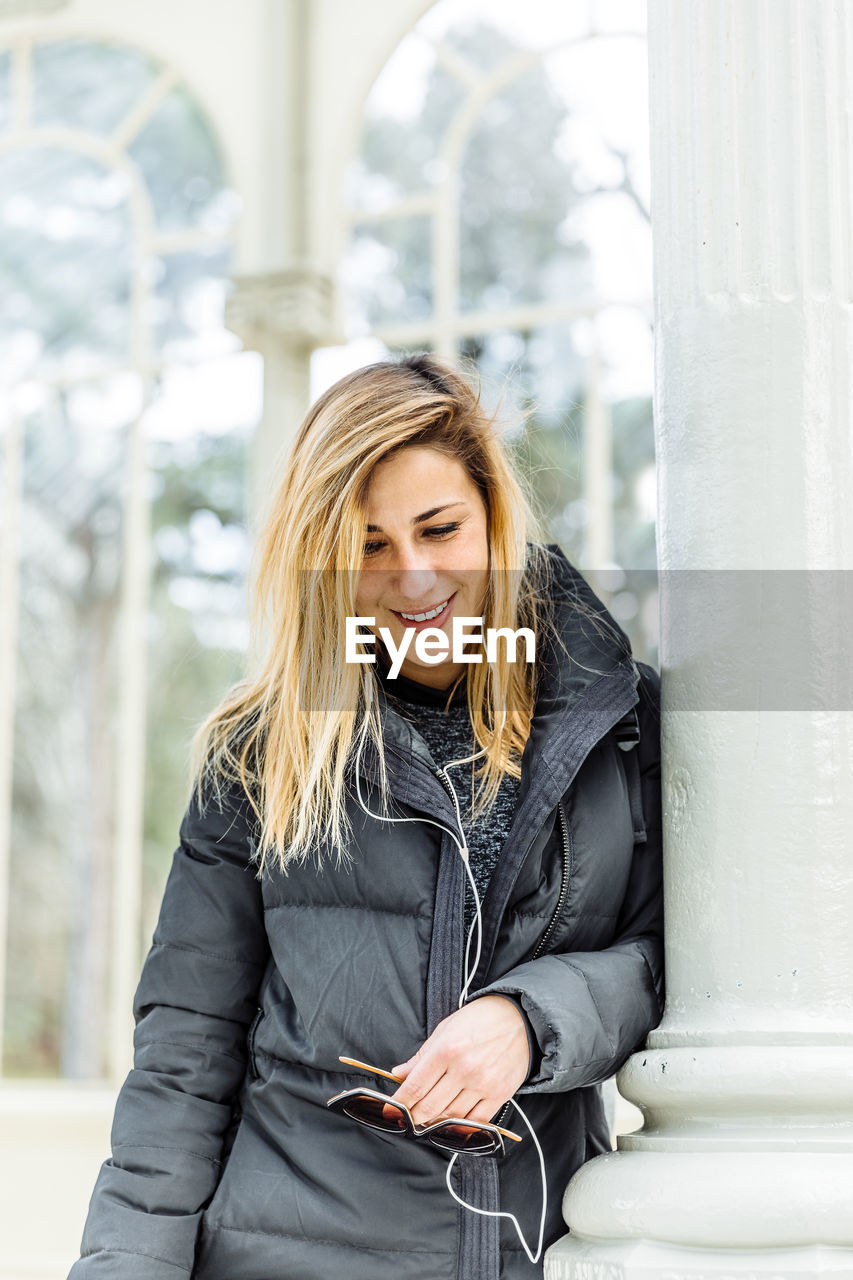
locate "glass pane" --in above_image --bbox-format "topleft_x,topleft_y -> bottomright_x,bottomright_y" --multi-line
144,382 -> 253,928
128,85 -> 234,233
602,377 -> 658,665
7,389 -> 131,1078
32,39 -> 161,136
349,35 -> 466,211
593,304 -> 653,402
149,245 -> 233,358
5,358 -> 258,1076
562,191 -> 652,306
0,147 -> 134,378
459,321 -> 656,660
460,324 -> 585,554
342,218 -> 433,331
310,337 -> 395,401
594,306 -> 656,589
544,37 -> 651,217
459,62 -> 592,313
461,324 -> 584,434
0,52 -> 11,133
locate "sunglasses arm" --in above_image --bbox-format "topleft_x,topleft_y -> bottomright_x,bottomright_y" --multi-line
493,1124 -> 523,1143
338,1055 -> 404,1084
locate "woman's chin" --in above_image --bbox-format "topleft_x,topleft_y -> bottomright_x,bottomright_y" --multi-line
399,659 -> 460,689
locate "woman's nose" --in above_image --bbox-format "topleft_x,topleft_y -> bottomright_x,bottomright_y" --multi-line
393,544 -> 439,604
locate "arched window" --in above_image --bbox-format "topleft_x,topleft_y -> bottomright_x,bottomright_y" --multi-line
333,0 -> 656,657
0,36 -> 258,1079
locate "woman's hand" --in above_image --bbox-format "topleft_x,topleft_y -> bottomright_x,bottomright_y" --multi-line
390,995 -> 530,1128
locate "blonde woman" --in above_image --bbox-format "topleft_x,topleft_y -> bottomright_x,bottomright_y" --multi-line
70,355 -> 664,1280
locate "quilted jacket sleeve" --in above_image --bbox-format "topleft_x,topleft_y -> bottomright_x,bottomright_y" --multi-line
69,778 -> 269,1279
473,663 -> 664,1093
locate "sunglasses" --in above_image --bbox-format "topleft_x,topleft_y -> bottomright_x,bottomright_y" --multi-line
326,1056 -> 523,1156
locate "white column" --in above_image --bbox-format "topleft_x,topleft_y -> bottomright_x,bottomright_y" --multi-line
225,268 -> 335,532
547,2 -> 853,1277
225,0 -> 336,532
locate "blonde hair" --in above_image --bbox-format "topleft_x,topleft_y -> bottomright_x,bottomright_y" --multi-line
190,354 -> 553,873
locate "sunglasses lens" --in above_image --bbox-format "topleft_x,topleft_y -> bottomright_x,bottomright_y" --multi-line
430,1123 -> 500,1155
343,1095 -> 408,1134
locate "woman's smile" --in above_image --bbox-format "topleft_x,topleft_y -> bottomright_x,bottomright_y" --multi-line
389,592 -> 456,631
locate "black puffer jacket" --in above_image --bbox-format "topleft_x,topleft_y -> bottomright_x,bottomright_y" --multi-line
70,546 -> 663,1280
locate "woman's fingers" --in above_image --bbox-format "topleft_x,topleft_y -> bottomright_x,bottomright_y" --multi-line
390,995 -> 530,1126
466,1097 -> 507,1126
437,1090 -> 507,1126
391,1055 -> 456,1126
435,1089 -> 483,1123
404,1074 -> 461,1128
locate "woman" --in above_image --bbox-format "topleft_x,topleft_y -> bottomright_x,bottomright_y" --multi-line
70,355 -> 663,1280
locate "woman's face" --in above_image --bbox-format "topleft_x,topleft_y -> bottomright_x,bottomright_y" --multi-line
354,445 -> 490,689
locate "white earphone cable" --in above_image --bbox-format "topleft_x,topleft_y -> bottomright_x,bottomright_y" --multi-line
443,1094 -> 547,1266
353,674 -> 547,1263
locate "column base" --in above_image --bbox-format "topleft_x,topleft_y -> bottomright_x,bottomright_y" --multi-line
545,1238 -> 853,1280
552,1149 -> 853,1251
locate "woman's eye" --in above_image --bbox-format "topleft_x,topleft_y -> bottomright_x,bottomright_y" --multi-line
423,522 -> 461,539
363,522 -> 460,557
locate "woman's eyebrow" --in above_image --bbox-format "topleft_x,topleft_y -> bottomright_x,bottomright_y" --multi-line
366,502 -> 466,533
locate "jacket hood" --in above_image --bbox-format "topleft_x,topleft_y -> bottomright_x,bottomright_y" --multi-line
531,543 -> 635,706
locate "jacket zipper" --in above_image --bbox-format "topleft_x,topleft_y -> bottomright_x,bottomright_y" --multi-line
434,769 -> 572,966
530,800 -> 572,961
434,765 -> 458,808
432,770 -> 573,1141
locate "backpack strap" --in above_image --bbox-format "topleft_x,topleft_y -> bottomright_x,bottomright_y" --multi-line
614,707 -> 647,844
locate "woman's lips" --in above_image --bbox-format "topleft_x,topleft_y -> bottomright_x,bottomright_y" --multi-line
389,592 -> 456,633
